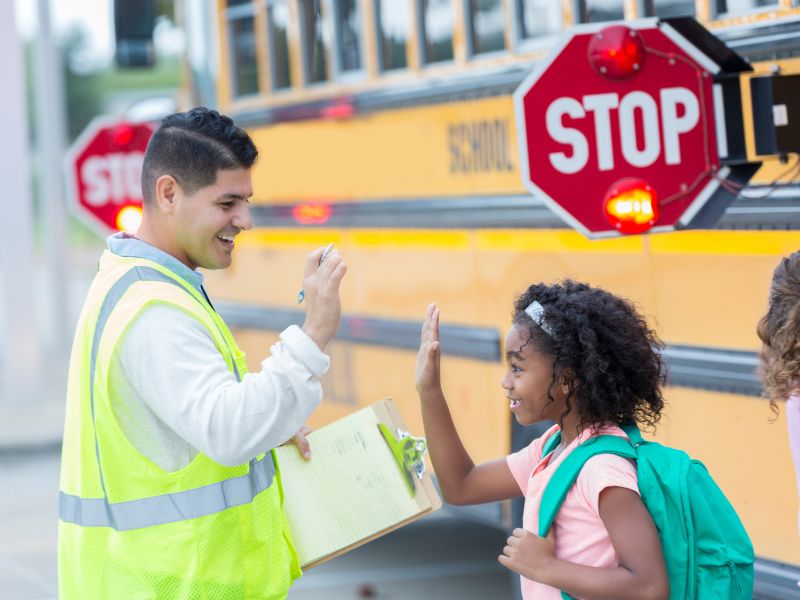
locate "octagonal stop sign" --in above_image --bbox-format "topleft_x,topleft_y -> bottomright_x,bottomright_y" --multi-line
514,18 -> 742,238
65,118 -> 154,236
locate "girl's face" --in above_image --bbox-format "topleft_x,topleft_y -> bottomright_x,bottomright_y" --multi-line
501,324 -> 568,426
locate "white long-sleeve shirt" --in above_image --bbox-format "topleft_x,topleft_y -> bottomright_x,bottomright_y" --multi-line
109,305 -> 329,471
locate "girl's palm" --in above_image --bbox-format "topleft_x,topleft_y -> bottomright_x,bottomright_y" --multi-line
416,304 -> 441,393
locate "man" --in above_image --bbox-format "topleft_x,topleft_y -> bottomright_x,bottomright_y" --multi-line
58,107 -> 346,598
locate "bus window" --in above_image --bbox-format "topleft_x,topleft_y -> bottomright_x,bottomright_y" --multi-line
334,0 -> 363,73
467,0 -> 506,56
716,0 -> 778,13
420,0 -> 455,64
643,0 -> 696,16
226,0 -> 260,97
300,0 -> 330,84
515,0 -> 563,44
579,0 -> 625,22
267,0 -> 292,90
375,0 -> 410,71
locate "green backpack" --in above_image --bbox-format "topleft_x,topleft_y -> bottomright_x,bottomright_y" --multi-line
538,424 -> 754,600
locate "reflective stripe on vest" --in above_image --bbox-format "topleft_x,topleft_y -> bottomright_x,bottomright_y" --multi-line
59,265 -> 275,531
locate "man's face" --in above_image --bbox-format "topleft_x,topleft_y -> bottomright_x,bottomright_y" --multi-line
172,168 -> 253,270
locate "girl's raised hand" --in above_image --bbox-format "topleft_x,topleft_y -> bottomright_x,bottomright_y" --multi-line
498,528 -> 556,583
415,303 -> 441,395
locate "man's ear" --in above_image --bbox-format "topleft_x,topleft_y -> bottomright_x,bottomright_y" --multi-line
154,175 -> 180,214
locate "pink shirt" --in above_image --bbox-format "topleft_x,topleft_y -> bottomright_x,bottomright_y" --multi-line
787,395 -> 800,536
506,424 -> 639,600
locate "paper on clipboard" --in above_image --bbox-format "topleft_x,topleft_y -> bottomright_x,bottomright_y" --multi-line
274,398 -> 441,569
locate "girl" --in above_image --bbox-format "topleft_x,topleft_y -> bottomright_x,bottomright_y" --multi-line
415,280 -> 669,600
757,251 -> 800,536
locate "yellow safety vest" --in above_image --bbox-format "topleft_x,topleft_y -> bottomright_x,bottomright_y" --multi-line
58,251 -> 301,599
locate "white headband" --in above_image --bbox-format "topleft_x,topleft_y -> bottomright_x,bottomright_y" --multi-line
524,300 -> 554,337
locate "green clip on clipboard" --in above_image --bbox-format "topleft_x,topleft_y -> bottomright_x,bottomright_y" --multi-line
377,423 -> 427,497
274,398 -> 442,569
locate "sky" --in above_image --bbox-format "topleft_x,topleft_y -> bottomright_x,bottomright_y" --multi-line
14,0 -> 182,71
15,0 -> 114,63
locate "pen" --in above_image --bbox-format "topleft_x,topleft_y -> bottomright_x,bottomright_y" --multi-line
297,243 -> 334,304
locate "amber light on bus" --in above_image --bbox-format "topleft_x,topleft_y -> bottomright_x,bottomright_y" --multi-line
588,25 -> 645,80
603,178 -> 658,234
292,202 -> 332,225
115,204 -> 143,233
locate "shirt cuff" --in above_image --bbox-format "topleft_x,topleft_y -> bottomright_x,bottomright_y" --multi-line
279,324 -> 331,376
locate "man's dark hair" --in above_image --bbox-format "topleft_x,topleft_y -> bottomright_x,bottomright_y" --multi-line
141,107 -> 258,203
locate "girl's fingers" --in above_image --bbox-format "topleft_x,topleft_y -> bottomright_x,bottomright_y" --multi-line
421,303 -> 435,342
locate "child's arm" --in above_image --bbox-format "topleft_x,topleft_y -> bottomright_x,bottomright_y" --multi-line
416,304 -> 520,505
499,487 -> 669,600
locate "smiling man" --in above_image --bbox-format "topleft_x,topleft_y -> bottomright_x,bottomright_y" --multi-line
58,107 -> 347,599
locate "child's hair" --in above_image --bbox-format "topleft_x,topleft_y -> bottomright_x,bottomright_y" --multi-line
757,251 -> 800,413
512,279 -> 665,431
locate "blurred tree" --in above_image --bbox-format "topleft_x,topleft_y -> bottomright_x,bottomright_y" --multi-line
62,27 -> 103,141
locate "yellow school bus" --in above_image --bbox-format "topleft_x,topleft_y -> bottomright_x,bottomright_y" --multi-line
195,0 -> 800,594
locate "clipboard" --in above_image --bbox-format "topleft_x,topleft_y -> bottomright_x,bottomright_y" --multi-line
274,398 -> 442,569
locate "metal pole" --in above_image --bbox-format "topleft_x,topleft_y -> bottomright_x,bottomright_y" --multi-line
35,0 -> 70,362
0,2 -> 43,406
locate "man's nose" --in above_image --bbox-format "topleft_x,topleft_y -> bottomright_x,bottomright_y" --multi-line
232,203 -> 253,231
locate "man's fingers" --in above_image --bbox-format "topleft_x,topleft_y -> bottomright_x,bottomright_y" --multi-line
304,246 -> 328,277
294,432 -> 311,461
431,308 -> 440,342
330,261 -> 347,284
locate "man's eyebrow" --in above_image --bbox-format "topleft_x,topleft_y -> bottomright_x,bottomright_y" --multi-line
219,193 -> 252,201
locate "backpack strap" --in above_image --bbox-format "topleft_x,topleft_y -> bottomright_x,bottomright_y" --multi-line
537,434 -> 637,537
538,427 -> 642,600
541,429 -> 562,459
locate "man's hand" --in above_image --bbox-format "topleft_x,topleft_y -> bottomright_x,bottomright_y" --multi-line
301,245 -> 347,351
288,425 -> 313,461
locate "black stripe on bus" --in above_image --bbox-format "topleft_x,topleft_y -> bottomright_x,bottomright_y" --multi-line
248,190 -> 800,230
216,301 -> 764,396
754,555 -> 800,600
716,15 -> 800,62
216,301 -> 502,362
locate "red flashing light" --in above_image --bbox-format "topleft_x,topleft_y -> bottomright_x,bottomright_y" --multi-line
588,25 -> 645,80
292,202 -> 332,225
320,100 -> 355,119
111,123 -> 135,148
603,178 -> 658,235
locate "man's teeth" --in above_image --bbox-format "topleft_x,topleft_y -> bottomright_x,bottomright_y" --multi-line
218,235 -> 234,243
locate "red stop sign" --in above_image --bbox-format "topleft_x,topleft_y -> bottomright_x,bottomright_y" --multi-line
65,117 -> 154,236
514,20 -> 726,238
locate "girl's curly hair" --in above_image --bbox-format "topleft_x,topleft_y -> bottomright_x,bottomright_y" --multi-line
757,252 -> 800,414
512,280 -> 666,431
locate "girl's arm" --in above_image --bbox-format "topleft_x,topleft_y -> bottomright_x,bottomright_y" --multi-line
499,487 -> 669,600
416,304 -> 520,505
